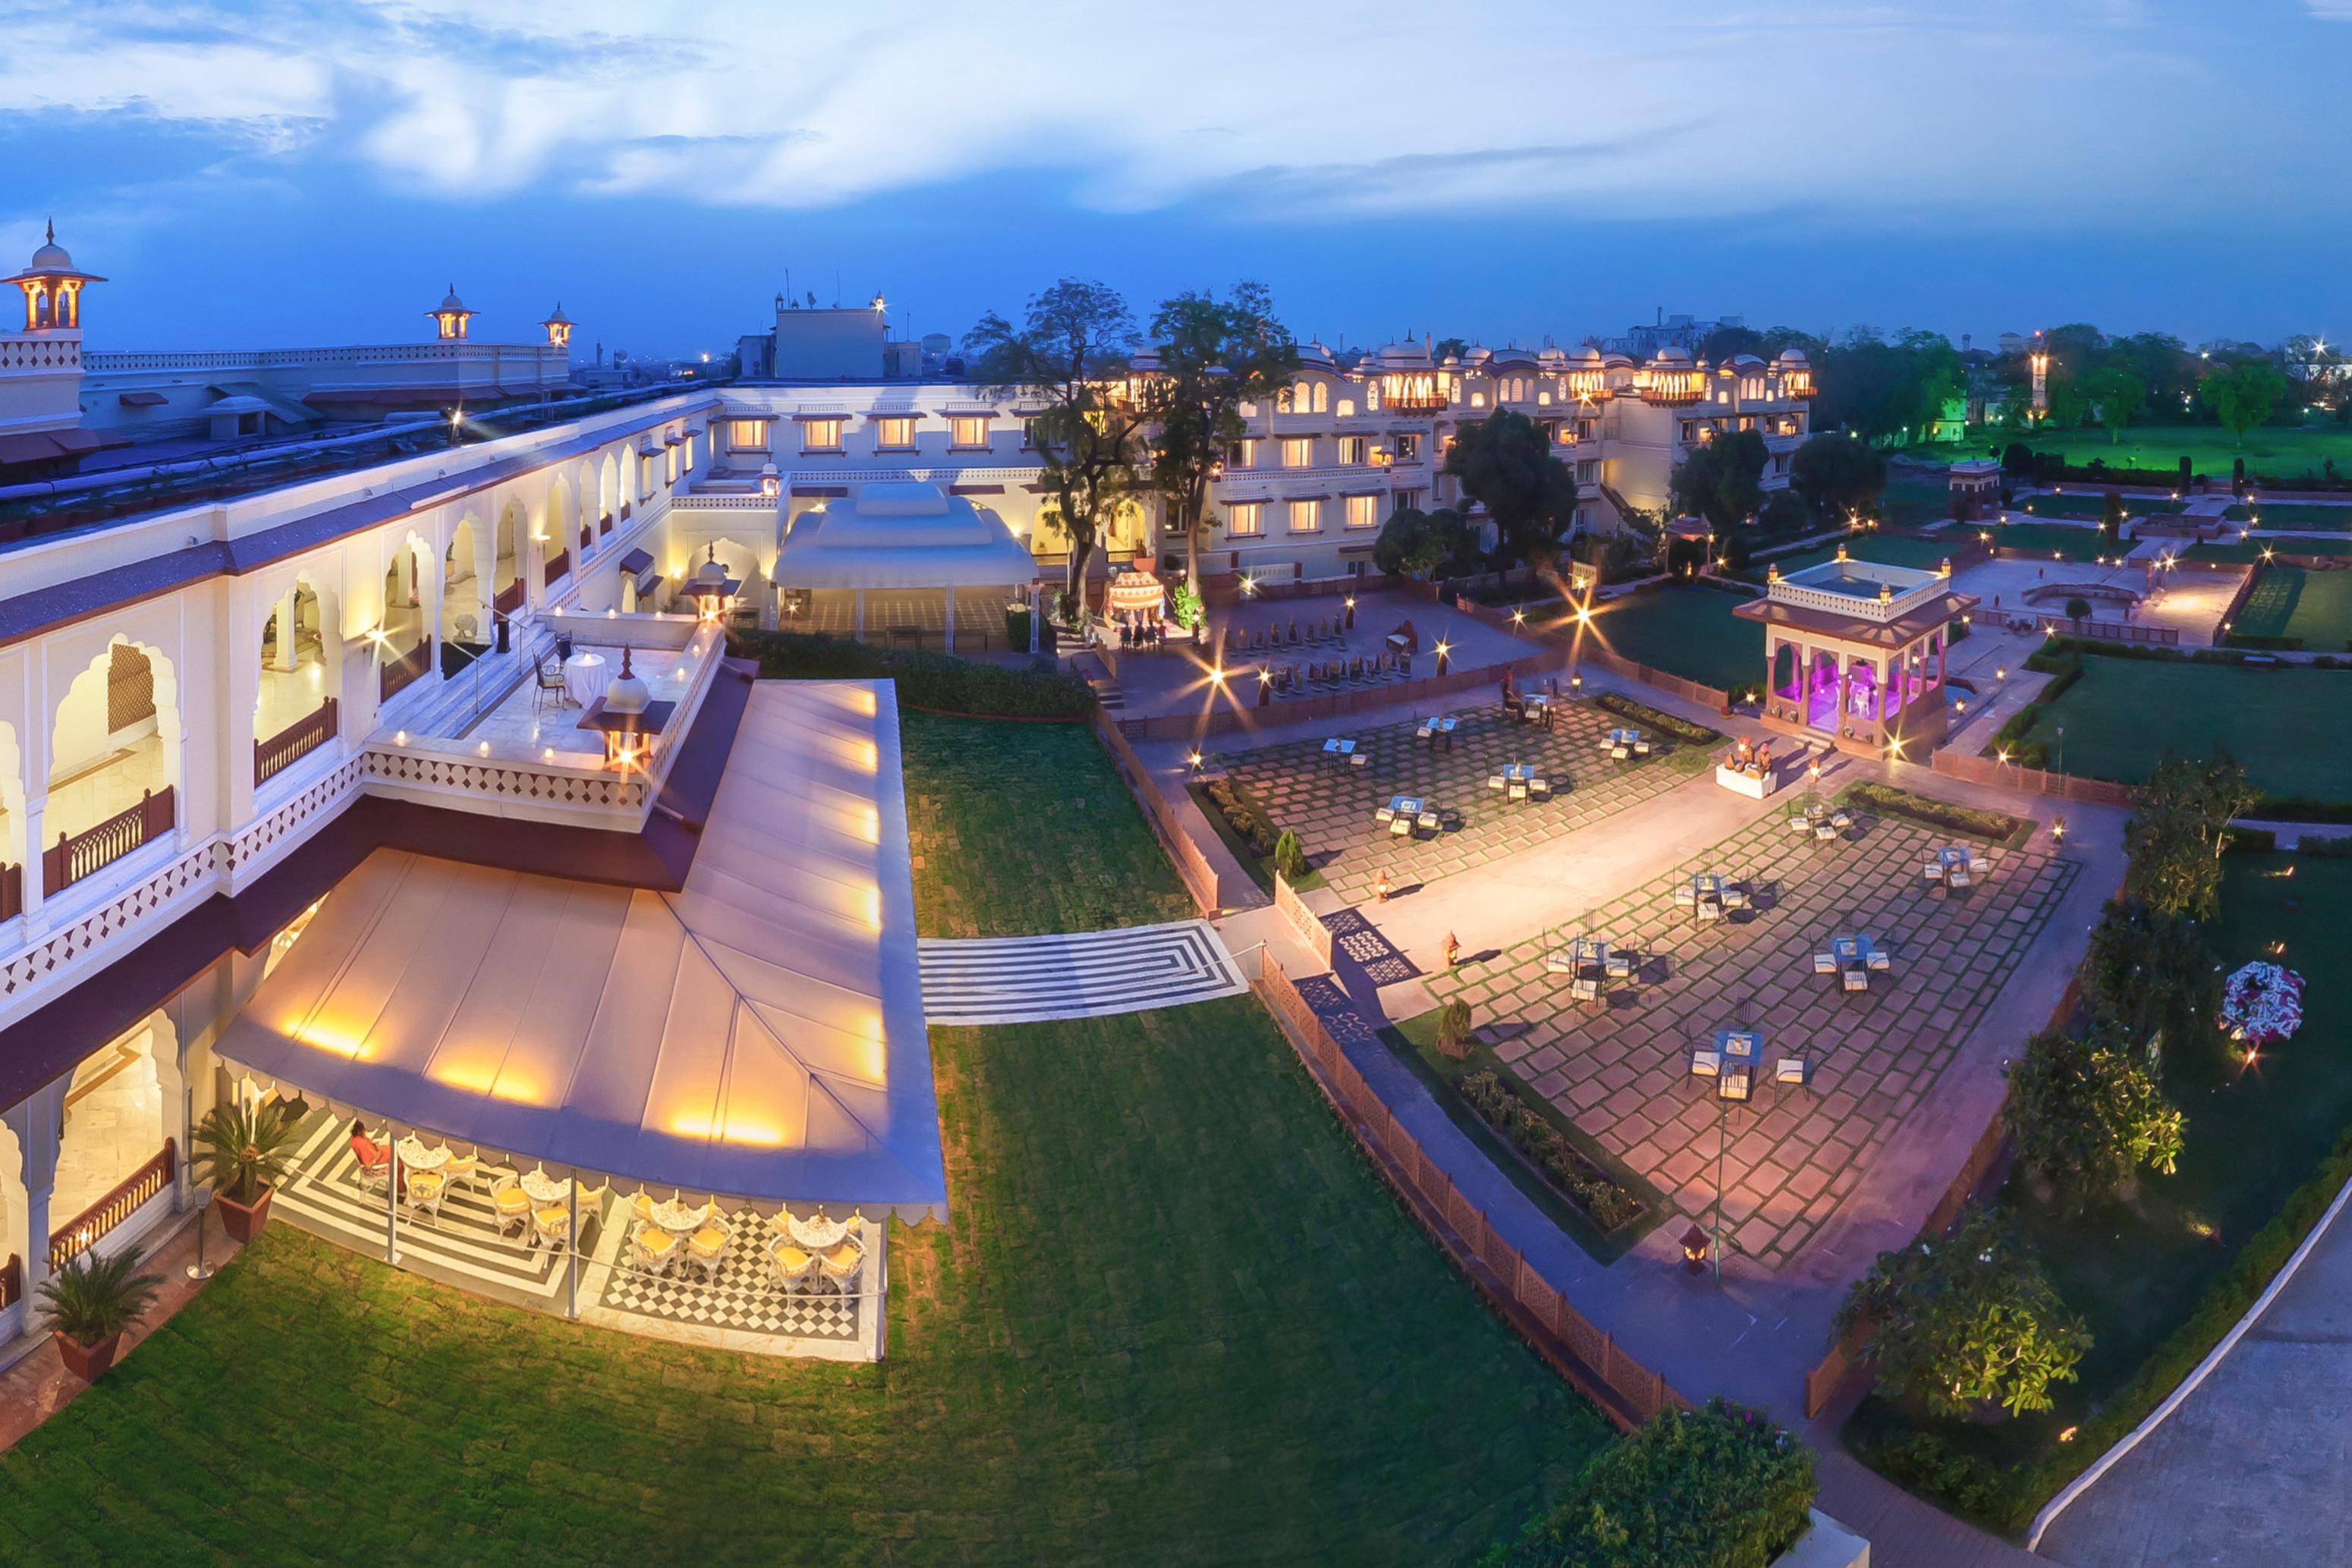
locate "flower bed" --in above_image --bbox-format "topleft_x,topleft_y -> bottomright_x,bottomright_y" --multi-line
1590,690 -> 1722,746
1841,781 -> 2036,848
2222,962 -> 2306,1048
1457,1070 -> 1644,1233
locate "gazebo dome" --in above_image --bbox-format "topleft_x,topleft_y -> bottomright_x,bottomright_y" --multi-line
1650,345 -> 1695,367
690,548 -> 730,591
1296,340 -> 1336,370
437,284 -> 468,313
27,235 -> 73,272
603,647 -> 650,715
1773,347 -> 1810,369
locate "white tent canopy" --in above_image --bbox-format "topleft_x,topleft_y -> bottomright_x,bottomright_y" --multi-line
775,480 -> 1037,590
215,681 -> 945,1220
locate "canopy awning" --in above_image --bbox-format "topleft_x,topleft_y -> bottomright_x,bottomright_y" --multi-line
215,680 -> 945,1219
775,480 -> 1039,590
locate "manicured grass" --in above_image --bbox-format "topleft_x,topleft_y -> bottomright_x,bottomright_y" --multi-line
2022,655 -> 2352,800
2005,424 -> 2352,480
1880,479 -> 1956,529
2184,536 -> 2352,564
1587,585 -> 1761,693
1850,853 -> 2352,1478
0,715 -> 1608,1566
2014,492 -> 2181,519
2225,502 -> 2352,529
1981,521 -> 2111,561
2228,567 -> 2352,649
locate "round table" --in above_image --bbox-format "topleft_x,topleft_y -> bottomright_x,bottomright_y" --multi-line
649,1199 -> 708,1236
395,1137 -> 448,1172
788,1213 -> 851,1249
563,652 -> 612,708
520,1170 -> 572,1205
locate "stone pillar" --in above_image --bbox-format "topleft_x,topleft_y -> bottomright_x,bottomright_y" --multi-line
271,588 -> 299,673
5,1076 -> 68,1301
154,1010 -> 192,1208
19,798 -> 44,931
1029,583 -> 1042,655
1834,652 -> 1853,737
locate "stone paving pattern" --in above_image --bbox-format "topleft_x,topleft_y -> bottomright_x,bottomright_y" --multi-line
1422,808 -> 2078,1268
1217,699 -> 1710,903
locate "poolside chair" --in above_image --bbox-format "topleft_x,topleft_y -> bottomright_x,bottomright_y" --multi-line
769,1243 -> 817,1293
631,1226 -> 682,1278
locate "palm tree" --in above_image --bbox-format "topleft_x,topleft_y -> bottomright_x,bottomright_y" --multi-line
40,1246 -> 163,1360
193,1099 -> 297,1205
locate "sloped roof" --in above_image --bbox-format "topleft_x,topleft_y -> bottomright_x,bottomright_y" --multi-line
215,680 -> 945,1218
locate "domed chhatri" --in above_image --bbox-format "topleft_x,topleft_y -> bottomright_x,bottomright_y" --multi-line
6,219 -> 105,332
602,645 -> 650,715
428,282 -> 476,341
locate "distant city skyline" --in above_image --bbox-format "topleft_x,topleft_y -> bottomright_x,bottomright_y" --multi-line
8,1 -> 2349,356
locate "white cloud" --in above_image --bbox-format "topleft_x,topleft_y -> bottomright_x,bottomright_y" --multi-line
2,0 -> 2341,224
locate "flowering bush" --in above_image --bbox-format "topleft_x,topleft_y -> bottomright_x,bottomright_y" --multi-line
2222,961 -> 2306,1048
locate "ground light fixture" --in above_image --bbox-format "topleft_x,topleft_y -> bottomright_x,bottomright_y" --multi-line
1681,1224 -> 1709,1274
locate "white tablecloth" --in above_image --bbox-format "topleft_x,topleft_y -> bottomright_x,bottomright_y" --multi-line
563,652 -> 611,708
649,1199 -> 709,1236
520,1171 -> 572,1205
788,1213 -> 851,1249
395,1137 -> 448,1172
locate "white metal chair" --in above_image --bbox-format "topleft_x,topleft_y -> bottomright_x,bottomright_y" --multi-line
1543,948 -> 1577,975
632,1226 -> 683,1277
687,1218 -> 732,1283
533,1205 -> 573,1253
1722,885 -> 1750,910
1671,885 -> 1696,909
403,1171 -> 446,1226
1948,868 -> 1973,891
438,1153 -> 480,1197
490,1177 -> 533,1240
1788,813 -> 1813,834
1814,819 -> 1839,841
769,1243 -> 817,1293
817,1239 -> 863,1295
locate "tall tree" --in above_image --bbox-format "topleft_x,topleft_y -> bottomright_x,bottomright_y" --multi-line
1370,506 -> 1469,579
2086,363 -> 2145,443
1788,432 -> 1886,521
1697,323 -> 1768,363
1442,410 -> 1580,589
1143,283 -> 1300,603
964,279 -> 1149,618
1670,428 -> 1768,529
2200,360 -> 2291,448
2004,1023 -> 2184,1209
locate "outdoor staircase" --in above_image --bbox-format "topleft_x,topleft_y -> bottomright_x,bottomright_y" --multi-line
1080,653 -> 1126,710
395,623 -> 558,739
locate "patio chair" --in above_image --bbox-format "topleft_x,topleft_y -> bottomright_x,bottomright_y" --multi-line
1349,752 -> 1369,768
404,1171 -> 446,1225
687,1221 -> 732,1283
1776,1058 -> 1811,1086
818,1239 -> 864,1295
350,1129 -> 394,1194
1947,867 -> 1973,891
1543,948 -> 1577,975
629,1189 -> 660,1237
533,658 -> 568,712
770,1243 -> 817,1293
631,1226 -> 682,1277
1967,849 -> 1992,875
1375,804 -> 1396,822
1718,1070 -> 1753,1102
1529,778 -> 1552,798
1611,744 -> 1631,761
1604,951 -> 1634,979
533,1205 -> 573,1252
1922,862 -> 1945,886
438,1152 -> 480,1196
1866,948 -> 1891,973
1788,813 -> 1813,834
1814,819 -> 1839,841
490,1178 -> 533,1240
1689,1049 -> 1722,1079
1389,815 -> 1413,837
1416,810 -> 1440,833
1571,975 -> 1601,1003
1488,773 -> 1507,792
1722,885 -> 1750,910
1697,900 -> 1725,923
1831,809 -> 1854,831
1633,740 -> 1652,756
1841,968 -> 1869,993
1811,951 -> 1838,976
1671,885 -> 1696,908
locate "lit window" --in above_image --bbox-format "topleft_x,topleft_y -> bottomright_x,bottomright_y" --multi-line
1239,399 -> 1259,418
1292,378 -> 1310,410
875,416 -> 916,451
1366,385 -> 1380,412
1470,391 -> 1488,408
802,418 -> 844,453
1230,438 -> 1258,470
1336,397 -> 1355,418
1281,438 -> 1314,468
1395,433 -> 1421,463
727,419 -> 769,451
950,415 -> 990,448
1226,502 -> 1263,537
1336,436 -> 1367,465
1287,499 -> 1321,533
1344,495 -> 1379,529
1313,382 -> 1328,413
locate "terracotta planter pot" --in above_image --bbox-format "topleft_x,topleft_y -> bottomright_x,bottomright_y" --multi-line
215,1185 -> 274,1243
55,1331 -> 122,1381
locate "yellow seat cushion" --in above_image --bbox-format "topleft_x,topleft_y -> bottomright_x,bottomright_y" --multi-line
772,1246 -> 811,1271
493,1187 -> 530,1212
821,1241 -> 860,1270
631,1192 -> 658,1223
638,1229 -> 678,1255
690,1226 -> 728,1252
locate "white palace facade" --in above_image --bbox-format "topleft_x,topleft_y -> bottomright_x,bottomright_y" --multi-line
0,237 -> 1817,1359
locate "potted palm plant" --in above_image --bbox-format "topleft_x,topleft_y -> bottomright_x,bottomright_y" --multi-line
39,1246 -> 163,1381
194,1099 -> 296,1243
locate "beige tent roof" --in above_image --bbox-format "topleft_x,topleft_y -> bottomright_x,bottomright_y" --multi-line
215,681 -> 945,1218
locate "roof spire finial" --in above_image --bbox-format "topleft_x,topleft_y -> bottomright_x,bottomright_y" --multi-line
46,218 -> 55,244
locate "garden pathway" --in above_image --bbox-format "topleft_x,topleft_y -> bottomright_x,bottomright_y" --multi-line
917,919 -> 1247,1025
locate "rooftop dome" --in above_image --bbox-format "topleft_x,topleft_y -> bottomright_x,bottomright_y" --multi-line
542,303 -> 572,325
1297,340 -> 1336,369
690,544 -> 730,590
1376,341 -> 1434,369
1571,344 -> 1605,365
603,646 -> 650,715
437,284 -> 468,313
27,236 -> 71,272
1773,347 -> 1810,367
1650,345 -> 1694,367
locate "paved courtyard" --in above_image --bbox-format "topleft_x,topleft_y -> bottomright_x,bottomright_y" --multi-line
1422,807 -> 2078,1269
1215,699 -> 1712,904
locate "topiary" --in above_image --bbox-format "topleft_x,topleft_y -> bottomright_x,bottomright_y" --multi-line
1435,999 -> 1476,1060
1272,829 -> 1308,881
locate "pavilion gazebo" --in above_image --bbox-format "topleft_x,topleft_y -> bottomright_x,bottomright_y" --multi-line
1737,554 -> 1977,759
773,480 -> 1039,652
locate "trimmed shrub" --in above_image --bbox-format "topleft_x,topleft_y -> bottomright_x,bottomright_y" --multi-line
1203,778 -> 1279,857
1271,828 -> 1308,881
1435,999 -> 1475,1060
729,630 -> 1095,718
1843,782 -> 2029,845
1591,690 -> 1722,746
1457,1070 -> 1643,1231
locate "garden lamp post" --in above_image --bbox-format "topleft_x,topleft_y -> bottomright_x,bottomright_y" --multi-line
184,1186 -> 217,1281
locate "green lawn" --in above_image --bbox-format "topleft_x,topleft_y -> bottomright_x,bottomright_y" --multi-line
2014,492 -> 2181,520
2225,502 -> 2352,529
2005,424 -> 2352,481
1880,479 -> 1955,529
2228,567 -> 2352,651
1586,585 -> 1762,693
2023,656 -> 2352,801
1851,852 -> 2352,1483
2184,536 -> 2352,564
0,714 -> 1608,1566
1982,521 -> 2112,561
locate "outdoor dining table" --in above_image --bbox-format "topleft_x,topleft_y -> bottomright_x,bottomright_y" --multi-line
1546,935 -> 1611,998
1494,761 -> 1545,800
562,651 -> 612,709
1926,845 -> 1976,888
1417,715 -> 1457,749
1322,737 -> 1357,763
1602,726 -> 1647,759
394,1136 -> 449,1173
1520,692 -> 1556,728
1714,1026 -> 1762,1068
1822,934 -> 1891,990
648,1197 -> 709,1235
520,1169 -> 573,1205
1377,793 -> 1426,827
785,1211 -> 852,1249
1674,873 -> 1730,920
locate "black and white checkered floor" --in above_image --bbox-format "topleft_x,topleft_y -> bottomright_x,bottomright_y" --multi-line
598,1245 -> 864,1340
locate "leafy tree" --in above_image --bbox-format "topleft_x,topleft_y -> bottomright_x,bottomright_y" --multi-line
1670,428 -> 1767,529
1838,1205 -> 2089,1418
1371,505 -> 1468,579
1755,489 -> 1812,536
1814,327 -> 1961,445
965,278 -> 1149,617
1434,335 -> 1470,363
2064,596 -> 2093,622
2099,489 -> 2125,545
2080,901 -> 2221,1058
2086,363 -> 2145,443
2201,360 -> 2291,448
1788,432 -> 1887,521
2043,375 -> 2087,431
2005,1023 -> 2185,1208
2000,440 -> 2034,478
2124,749 -> 2261,919
1444,410 -> 1580,589
1502,1400 -> 1815,1568
1697,324 -> 1769,363
1144,283 -> 1300,599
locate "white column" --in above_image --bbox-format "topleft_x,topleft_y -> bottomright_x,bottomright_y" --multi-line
271,588 -> 299,673
1029,583 -> 1042,654
5,1077 -> 68,1300
942,588 -> 956,653
152,1012 -> 190,1208
565,1175 -> 580,1319
19,799 -> 43,932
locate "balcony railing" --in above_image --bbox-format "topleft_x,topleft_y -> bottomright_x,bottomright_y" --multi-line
49,1139 -> 175,1273
379,639 -> 431,702
45,786 -> 176,895
493,580 -> 525,616
256,698 -> 338,787
0,863 -> 19,922
546,548 -> 572,584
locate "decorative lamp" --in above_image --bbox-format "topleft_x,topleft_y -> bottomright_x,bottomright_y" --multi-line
685,543 -> 741,623
1680,1224 -> 1709,1274
759,463 -> 780,499
1835,542 -> 1848,562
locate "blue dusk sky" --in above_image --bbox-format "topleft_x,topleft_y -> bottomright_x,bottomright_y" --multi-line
6,1 -> 2350,359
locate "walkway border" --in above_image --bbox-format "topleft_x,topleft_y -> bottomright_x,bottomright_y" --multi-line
1253,958 -> 1689,1434
2027,1161 -> 2352,1549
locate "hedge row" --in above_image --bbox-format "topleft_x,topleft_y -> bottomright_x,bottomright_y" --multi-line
1457,1070 -> 1643,1233
728,630 -> 1096,718
1592,690 -> 1723,746
1202,777 -> 1279,857
1842,781 -> 2032,847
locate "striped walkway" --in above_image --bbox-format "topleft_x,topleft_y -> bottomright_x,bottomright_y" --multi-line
918,919 -> 1247,1026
